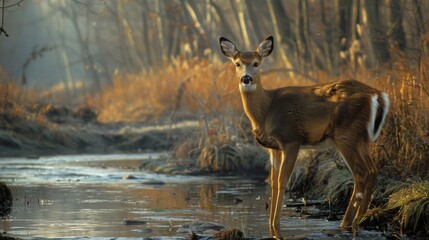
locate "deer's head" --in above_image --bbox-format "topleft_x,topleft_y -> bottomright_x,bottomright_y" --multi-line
219,36 -> 274,92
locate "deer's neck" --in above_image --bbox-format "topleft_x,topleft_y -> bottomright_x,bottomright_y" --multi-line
239,83 -> 272,130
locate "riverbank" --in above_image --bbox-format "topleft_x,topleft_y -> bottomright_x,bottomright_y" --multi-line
0,105 -> 196,158
1,103 -> 428,238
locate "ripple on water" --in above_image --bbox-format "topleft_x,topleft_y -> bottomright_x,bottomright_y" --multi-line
0,153 -> 389,239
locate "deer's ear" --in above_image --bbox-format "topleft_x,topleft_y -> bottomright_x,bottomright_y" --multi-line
219,37 -> 239,59
257,36 -> 274,58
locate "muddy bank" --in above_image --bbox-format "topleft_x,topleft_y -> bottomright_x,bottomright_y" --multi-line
0,106 -> 197,158
0,105 -> 267,176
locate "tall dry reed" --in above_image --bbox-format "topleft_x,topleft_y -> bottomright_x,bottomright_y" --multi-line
88,58 -> 429,178
87,57 -> 241,122
372,72 -> 429,178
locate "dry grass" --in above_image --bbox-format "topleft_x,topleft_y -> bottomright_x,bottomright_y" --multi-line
387,180 -> 429,235
0,67 -> 50,128
3,56 -> 428,178
170,115 -> 268,174
371,72 -> 429,178
87,58 -> 429,179
86,57 -> 310,123
358,180 -> 429,236
87,57 -> 240,122
86,57 -> 289,173
0,69 -> 103,155
0,71 -> 38,113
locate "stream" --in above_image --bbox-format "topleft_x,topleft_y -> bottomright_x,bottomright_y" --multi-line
0,153 -> 387,239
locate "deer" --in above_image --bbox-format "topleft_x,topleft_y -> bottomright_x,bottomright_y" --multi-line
219,36 -> 390,237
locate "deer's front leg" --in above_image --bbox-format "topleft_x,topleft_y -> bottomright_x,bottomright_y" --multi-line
269,149 -> 282,229
269,142 -> 301,238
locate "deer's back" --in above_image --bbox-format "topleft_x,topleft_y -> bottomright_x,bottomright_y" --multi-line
261,79 -> 382,147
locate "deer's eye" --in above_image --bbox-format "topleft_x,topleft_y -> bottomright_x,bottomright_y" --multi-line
235,62 -> 241,67
253,62 -> 259,67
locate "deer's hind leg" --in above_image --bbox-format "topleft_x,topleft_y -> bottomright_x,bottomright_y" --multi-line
356,147 -> 377,219
335,140 -> 375,228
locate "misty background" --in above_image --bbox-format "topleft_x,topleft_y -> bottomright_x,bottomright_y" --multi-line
0,0 -> 428,102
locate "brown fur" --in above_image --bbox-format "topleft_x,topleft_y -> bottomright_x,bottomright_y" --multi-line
235,51 -> 261,62
244,79 -> 383,146
220,36 -> 389,238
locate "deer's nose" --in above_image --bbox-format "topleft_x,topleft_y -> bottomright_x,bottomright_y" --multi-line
241,75 -> 253,85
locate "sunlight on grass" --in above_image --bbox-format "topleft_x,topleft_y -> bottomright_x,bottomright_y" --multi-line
87,58 -> 240,122
358,180 -> 429,235
388,180 -> 429,235
371,72 -> 429,177
85,58 -> 429,180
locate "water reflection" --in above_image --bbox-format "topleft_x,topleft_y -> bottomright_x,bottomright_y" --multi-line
0,154 -> 270,238
0,154 -> 386,239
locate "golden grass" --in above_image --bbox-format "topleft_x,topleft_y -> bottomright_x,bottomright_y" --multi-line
0,68 -> 46,126
2,57 -> 428,178
87,57 -> 239,122
388,180 -> 429,234
371,72 -> 429,178
88,58 -> 429,179
358,180 -> 429,235
87,57 -> 311,123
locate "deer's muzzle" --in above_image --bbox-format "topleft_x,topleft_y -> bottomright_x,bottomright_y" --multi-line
241,75 -> 253,85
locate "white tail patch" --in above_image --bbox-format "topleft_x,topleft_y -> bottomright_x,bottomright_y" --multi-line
368,95 -> 378,142
374,92 -> 390,140
368,92 -> 390,142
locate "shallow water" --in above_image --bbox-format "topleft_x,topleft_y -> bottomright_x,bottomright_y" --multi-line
0,153 -> 387,239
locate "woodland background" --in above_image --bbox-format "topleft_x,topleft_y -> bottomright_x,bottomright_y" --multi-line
1,0 -> 429,235
1,0 -> 428,95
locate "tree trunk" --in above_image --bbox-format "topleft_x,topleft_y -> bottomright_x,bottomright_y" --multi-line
234,0 -> 251,49
267,0 -> 295,76
361,0 -> 391,68
70,7 -> 101,91
386,0 -> 406,51
141,1 -> 154,68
